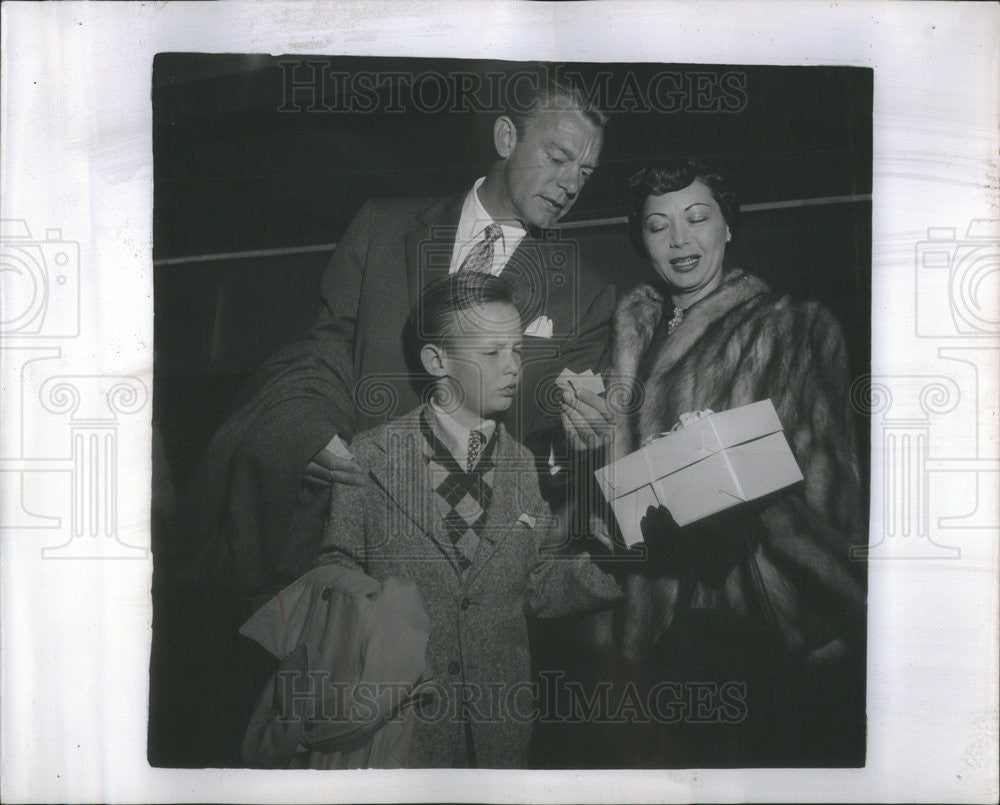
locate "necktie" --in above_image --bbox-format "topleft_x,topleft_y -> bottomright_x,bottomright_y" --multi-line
458,224 -> 502,274
467,429 -> 487,472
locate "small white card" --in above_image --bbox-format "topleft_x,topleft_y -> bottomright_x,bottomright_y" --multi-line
555,368 -> 606,396
523,315 -> 554,338
323,434 -> 354,460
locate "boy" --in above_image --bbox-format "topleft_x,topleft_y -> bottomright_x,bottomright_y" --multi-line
316,272 -> 623,768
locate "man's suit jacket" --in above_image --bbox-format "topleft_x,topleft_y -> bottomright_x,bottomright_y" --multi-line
316,407 -> 622,768
185,194 -> 615,602
309,194 -> 616,445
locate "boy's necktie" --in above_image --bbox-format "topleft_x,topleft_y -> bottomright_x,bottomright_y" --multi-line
467,429 -> 487,471
458,224 -> 502,274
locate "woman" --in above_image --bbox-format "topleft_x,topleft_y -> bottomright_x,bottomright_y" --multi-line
593,159 -> 867,766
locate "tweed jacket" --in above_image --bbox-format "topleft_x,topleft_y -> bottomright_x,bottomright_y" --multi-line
316,406 -> 623,768
184,194 -> 616,603
601,270 -> 867,662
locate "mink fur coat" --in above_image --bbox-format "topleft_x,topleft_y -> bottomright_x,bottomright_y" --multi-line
601,269 -> 867,664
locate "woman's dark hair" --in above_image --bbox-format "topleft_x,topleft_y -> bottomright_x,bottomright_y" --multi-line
626,159 -> 741,258
404,272 -> 518,375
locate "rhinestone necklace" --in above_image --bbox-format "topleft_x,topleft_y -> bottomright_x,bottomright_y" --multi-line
667,305 -> 685,336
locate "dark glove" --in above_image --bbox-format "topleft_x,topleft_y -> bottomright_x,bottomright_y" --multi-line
637,504 -> 763,586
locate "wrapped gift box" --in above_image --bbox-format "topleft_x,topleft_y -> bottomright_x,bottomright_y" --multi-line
594,399 -> 803,546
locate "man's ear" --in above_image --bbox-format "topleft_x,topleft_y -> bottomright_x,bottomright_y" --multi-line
493,115 -> 518,160
420,343 -> 449,378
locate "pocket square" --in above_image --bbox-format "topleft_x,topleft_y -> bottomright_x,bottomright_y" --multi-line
517,513 -> 537,528
523,315 -> 553,338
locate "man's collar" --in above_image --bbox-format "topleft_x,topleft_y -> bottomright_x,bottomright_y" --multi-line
452,177 -> 526,270
471,177 -> 526,240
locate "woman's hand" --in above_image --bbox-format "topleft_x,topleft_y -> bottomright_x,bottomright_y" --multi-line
560,387 -> 615,451
635,504 -> 685,569
636,504 -> 761,585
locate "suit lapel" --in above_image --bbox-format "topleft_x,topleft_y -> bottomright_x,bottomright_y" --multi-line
502,235 -> 544,329
502,229 -> 576,334
403,200 -> 569,331
405,195 -> 464,308
365,409 -> 464,575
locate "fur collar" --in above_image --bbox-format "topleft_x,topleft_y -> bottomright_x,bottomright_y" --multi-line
610,270 -> 769,455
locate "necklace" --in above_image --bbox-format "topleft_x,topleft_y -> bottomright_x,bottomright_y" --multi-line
666,271 -> 748,336
667,305 -> 685,335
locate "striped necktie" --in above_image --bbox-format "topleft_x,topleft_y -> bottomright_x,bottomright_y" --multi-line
458,224 -> 502,274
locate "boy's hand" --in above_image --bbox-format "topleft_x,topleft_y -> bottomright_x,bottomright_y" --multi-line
589,513 -> 616,552
303,437 -> 370,488
559,387 -> 615,451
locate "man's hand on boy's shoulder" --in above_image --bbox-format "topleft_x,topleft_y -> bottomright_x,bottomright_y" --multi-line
559,387 -> 614,452
303,435 -> 371,488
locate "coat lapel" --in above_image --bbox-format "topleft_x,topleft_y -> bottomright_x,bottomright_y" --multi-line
503,231 -> 553,332
403,200 -> 567,333
613,270 -> 770,454
365,409 -> 464,575
405,196 -> 464,309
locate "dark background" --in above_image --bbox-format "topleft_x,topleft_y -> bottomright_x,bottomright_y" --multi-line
153,56 -> 871,496
150,55 -> 872,767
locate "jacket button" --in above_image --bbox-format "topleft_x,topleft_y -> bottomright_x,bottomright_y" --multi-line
460,597 -> 471,611
448,661 -> 461,676
320,587 -> 332,601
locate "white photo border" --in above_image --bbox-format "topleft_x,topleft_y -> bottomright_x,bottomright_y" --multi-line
1,1 -> 997,803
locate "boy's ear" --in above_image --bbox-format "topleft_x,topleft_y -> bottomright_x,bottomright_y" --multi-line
420,343 -> 449,378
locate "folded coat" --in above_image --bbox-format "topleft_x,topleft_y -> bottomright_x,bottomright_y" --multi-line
239,562 -> 433,768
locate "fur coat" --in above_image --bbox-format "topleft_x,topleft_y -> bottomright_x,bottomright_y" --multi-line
604,269 -> 867,664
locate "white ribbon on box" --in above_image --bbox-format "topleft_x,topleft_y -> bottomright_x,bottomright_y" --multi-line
642,408 -> 716,445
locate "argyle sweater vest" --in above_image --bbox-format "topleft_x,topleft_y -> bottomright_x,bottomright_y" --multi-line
419,411 -> 497,572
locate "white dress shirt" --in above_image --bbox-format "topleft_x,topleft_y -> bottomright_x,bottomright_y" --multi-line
448,177 -> 526,276
427,401 -> 497,470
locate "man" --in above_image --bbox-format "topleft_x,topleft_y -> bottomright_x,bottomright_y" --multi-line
184,76 -> 615,607
170,73 -> 615,769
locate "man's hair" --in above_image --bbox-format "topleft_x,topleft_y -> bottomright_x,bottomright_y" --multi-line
405,273 -> 518,375
506,75 -> 608,137
626,158 -> 741,258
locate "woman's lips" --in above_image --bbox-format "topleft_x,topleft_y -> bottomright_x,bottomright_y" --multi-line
670,255 -> 700,271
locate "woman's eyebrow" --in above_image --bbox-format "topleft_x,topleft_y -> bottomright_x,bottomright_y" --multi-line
684,202 -> 712,211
